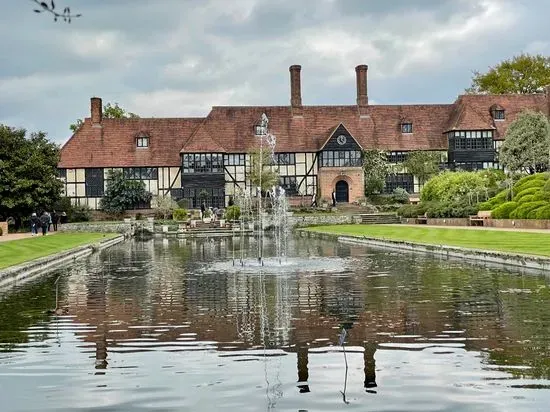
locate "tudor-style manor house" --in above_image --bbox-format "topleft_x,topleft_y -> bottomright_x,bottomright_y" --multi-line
58,65 -> 550,209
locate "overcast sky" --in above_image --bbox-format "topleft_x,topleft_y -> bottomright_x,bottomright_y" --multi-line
1,0 -> 549,144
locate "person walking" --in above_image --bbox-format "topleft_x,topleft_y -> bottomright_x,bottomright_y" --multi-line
60,211 -> 67,224
30,212 -> 40,236
51,210 -> 59,231
331,190 -> 337,207
47,211 -> 52,232
39,212 -> 49,236
200,201 -> 206,219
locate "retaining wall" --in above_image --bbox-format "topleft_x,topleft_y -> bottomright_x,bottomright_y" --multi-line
0,221 -> 7,236
0,235 -> 125,288
401,217 -> 550,230
299,230 -> 550,273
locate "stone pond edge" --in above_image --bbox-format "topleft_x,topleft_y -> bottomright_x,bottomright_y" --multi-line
297,229 -> 550,273
0,234 -> 125,287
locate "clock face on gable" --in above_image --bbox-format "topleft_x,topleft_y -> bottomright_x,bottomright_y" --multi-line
336,134 -> 347,145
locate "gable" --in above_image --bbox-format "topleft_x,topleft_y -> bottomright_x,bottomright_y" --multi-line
320,124 -> 362,151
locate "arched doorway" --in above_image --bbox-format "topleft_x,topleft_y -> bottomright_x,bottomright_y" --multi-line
335,180 -> 349,203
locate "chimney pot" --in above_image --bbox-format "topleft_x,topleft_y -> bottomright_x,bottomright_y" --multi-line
355,65 -> 368,106
91,97 -> 102,125
289,65 -> 302,108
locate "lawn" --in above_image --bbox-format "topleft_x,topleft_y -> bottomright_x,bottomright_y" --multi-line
0,232 -> 119,270
306,225 -> 550,257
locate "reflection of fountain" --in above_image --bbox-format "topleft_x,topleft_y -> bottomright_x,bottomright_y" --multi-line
232,113 -> 290,267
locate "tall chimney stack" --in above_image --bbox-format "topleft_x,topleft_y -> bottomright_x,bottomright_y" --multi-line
289,65 -> 302,108
355,65 -> 368,106
91,97 -> 102,126
90,97 -> 103,126
546,85 -> 550,117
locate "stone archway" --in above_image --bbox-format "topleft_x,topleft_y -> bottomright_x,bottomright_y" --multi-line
335,180 -> 349,202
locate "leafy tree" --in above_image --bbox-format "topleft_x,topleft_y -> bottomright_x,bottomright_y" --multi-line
363,150 -> 390,195
0,125 -> 63,223
500,110 -> 550,174
248,148 -> 279,192
70,102 -> 139,133
100,170 -> 152,214
467,54 -> 550,94
153,194 -> 178,219
421,170 -> 500,204
402,151 -> 441,188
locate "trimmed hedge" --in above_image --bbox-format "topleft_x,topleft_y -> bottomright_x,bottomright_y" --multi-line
492,202 -> 518,219
514,187 -> 540,202
509,201 -> 548,219
535,205 -> 550,219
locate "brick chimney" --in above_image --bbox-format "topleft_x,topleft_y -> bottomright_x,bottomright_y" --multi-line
91,97 -> 102,126
289,65 -> 302,108
546,85 -> 550,116
355,65 -> 368,107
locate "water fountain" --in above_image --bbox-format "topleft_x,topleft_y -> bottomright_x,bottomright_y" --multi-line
231,113 -> 290,267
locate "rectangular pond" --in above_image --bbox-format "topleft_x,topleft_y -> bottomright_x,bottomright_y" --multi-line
1,235 -> 550,411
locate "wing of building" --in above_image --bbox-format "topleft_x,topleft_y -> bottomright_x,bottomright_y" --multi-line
58,65 -> 550,210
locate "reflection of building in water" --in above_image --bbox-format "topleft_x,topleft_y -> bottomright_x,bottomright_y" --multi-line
297,346 -> 310,393
364,343 -> 377,391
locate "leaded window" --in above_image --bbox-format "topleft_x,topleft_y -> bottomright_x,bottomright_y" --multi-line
492,109 -> 505,120
279,176 -> 298,195
274,153 -> 296,165
182,187 -> 225,208
320,150 -> 362,167
387,151 -> 408,163
85,168 -> 104,197
384,173 -> 413,194
223,154 -> 246,166
401,123 -> 413,134
123,167 -> 158,180
448,130 -> 494,150
183,153 -> 224,173
136,136 -> 149,147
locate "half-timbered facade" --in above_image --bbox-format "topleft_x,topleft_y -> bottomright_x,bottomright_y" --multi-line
58,65 -> 550,209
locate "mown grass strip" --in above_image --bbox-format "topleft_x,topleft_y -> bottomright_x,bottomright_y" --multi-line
0,232 -> 119,269
306,225 -> 550,257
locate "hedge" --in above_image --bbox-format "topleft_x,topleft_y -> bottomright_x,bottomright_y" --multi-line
509,201 -> 548,219
491,201 -> 518,219
535,205 -> 550,219
172,208 -> 189,221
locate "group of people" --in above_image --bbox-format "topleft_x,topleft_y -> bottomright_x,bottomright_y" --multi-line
30,210 -> 66,236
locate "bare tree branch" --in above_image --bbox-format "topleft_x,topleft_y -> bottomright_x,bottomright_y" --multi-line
30,0 -> 81,23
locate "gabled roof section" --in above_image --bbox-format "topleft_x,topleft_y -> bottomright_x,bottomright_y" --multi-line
319,123 -> 363,151
445,93 -> 547,139
59,117 -> 203,168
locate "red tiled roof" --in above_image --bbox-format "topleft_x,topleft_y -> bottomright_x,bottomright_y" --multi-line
446,94 -> 547,139
59,117 -> 203,168
180,104 -> 454,153
59,92 -> 550,168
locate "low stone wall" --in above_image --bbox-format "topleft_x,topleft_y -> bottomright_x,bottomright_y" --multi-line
401,217 -> 550,229
59,222 -> 134,236
0,221 -> 7,236
288,214 -> 354,228
299,230 -> 550,273
0,235 -> 125,288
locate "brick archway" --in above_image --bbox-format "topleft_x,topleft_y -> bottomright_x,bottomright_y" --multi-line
318,168 -> 365,204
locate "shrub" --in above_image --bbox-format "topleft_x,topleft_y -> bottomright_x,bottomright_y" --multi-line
391,188 -> 410,204
172,208 -> 189,221
177,198 -> 192,209
533,192 -> 550,202
544,179 -> 550,192
68,205 -> 91,222
135,212 -> 143,221
509,201 -> 547,219
513,174 -> 547,194
517,194 -> 536,204
535,205 -> 550,219
397,204 -> 424,218
514,187 -> 540,202
491,202 -> 518,219
224,205 -> 241,221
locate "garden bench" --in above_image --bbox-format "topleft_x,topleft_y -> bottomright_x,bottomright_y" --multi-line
469,210 -> 491,226
416,215 -> 428,224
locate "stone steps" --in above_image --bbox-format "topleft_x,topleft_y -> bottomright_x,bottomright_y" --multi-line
357,214 -> 401,225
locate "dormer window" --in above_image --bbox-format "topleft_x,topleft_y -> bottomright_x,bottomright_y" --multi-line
254,125 -> 267,136
136,136 -> 149,148
492,109 -> 505,120
401,122 -> 413,134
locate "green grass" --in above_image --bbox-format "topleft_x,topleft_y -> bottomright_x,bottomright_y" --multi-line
0,232 -> 119,270
306,225 -> 550,257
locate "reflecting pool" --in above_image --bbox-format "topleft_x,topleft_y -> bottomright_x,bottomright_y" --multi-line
1,236 -> 550,411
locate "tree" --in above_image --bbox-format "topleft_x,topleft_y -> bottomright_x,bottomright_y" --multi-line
363,150 -> 390,195
500,110 -> 550,174
248,148 -> 279,193
100,170 -> 152,214
0,125 -> 63,224
402,151 -> 441,188
31,0 -> 81,23
467,54 -> 550,94
153,194 -> 178,219
70,102 -> 139,133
